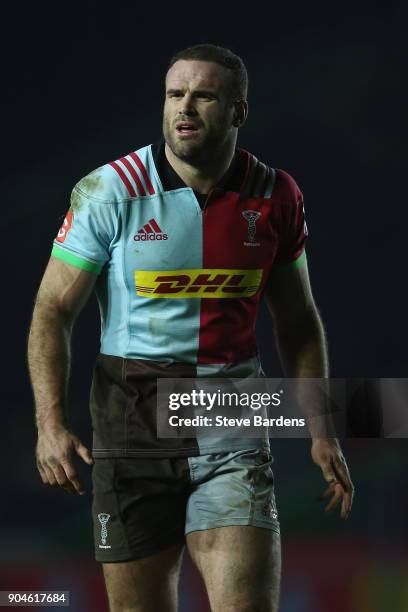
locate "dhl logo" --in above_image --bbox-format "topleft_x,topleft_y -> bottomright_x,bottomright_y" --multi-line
134,269 -> 263,298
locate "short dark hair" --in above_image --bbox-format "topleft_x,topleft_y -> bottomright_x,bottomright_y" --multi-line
167,43 -> 248,103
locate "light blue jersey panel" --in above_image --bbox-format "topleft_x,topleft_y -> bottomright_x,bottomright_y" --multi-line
52,144 -> 205,362
98,188 -> 204,361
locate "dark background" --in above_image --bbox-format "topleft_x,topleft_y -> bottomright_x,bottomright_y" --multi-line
1,2 -> 407,611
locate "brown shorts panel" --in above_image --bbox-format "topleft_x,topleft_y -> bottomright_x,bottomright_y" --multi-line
90,354 -> 199,457
92,457 -> 191,562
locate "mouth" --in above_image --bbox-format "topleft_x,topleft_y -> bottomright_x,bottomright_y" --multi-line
175,122 -> 200,135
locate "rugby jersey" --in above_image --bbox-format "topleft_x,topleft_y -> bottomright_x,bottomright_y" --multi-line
52,139 -> 308,457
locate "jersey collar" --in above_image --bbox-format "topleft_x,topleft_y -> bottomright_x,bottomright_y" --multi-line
151,137 -> 249,195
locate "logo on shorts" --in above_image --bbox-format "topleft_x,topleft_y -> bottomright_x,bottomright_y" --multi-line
242,210 -> 261,246
98,512 -> 112,549
262,498 -> 278,520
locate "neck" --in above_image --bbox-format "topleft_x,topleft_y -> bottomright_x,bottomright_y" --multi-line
164,139 -> 236,194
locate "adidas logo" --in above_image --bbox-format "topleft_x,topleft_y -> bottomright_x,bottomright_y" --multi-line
134,218 -> 168,241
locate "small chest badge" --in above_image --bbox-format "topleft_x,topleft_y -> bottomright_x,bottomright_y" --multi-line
242,210 -> 261,247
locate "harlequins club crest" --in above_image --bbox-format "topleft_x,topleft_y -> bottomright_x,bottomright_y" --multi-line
242,210 -> 261,247
98,513 -> 111,548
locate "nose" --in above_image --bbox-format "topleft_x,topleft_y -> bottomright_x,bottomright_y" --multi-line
179,93 -> 197,116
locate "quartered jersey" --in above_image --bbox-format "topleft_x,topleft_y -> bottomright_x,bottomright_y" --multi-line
52,139 -> 308,457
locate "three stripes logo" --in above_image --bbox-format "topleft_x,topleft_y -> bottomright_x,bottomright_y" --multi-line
134,218 -> 168,242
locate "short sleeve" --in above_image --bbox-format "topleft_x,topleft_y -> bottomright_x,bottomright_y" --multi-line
274,169 -> 308,268
51,184 -> 116,275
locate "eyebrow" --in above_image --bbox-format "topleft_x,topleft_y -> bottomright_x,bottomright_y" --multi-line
166,88 -> 218,97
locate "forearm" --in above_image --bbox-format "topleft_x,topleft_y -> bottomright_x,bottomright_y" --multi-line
275,306 -> 329,378
275,306 -> 334,438
27,303 -> 73,430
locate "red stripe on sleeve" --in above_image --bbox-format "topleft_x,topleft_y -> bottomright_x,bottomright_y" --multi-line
129,152 -> 155,195
120,157 -> 146,196
109,161 -> 137,197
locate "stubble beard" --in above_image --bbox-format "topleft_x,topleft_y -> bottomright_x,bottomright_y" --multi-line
163,117 -> 226,165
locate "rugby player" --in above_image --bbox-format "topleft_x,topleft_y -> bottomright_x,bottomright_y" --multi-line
28,44 -> 354,612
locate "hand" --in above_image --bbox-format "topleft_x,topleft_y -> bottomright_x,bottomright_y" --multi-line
36,423 -> 93,495
311,438 -> 354,519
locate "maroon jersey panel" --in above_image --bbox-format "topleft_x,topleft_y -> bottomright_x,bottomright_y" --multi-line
196,157 -> 307,365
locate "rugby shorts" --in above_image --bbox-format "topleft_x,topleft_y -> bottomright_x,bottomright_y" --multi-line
92,447 -> 280,562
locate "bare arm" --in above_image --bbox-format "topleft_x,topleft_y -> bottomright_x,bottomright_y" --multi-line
27,256 -> 97,494
265,259 -> 354,519
264,260 -> 328,378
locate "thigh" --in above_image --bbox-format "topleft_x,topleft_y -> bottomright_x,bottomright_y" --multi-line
103,543 -> 185,612
186,525 -> 281,612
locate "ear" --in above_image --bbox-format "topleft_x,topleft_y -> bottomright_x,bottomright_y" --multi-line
233,99 -> 248,128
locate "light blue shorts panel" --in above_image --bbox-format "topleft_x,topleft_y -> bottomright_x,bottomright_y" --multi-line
185,448 -> 280,535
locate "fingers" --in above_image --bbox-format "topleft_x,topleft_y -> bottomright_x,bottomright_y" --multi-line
36,461 -> 49,485
320,459 -> 339,487
73,439 -> 94,466
341,494 -> 351,520
60,460 -> 86,495
317,485 -> 334,501
37,459 -> 86,495
320,482 -> 351,519
42,464 -> 58,486
323,483 -> 343,513
36,454 -> 88,495
333,457 -> 354,519
53,464 -> 77,494
36,431 -> 93,495
332,456 -> 350,487
317,463 -> 354,520
312,439 -> 355,520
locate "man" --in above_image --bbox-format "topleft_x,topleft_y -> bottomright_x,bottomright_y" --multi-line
27,44 -> 354,612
